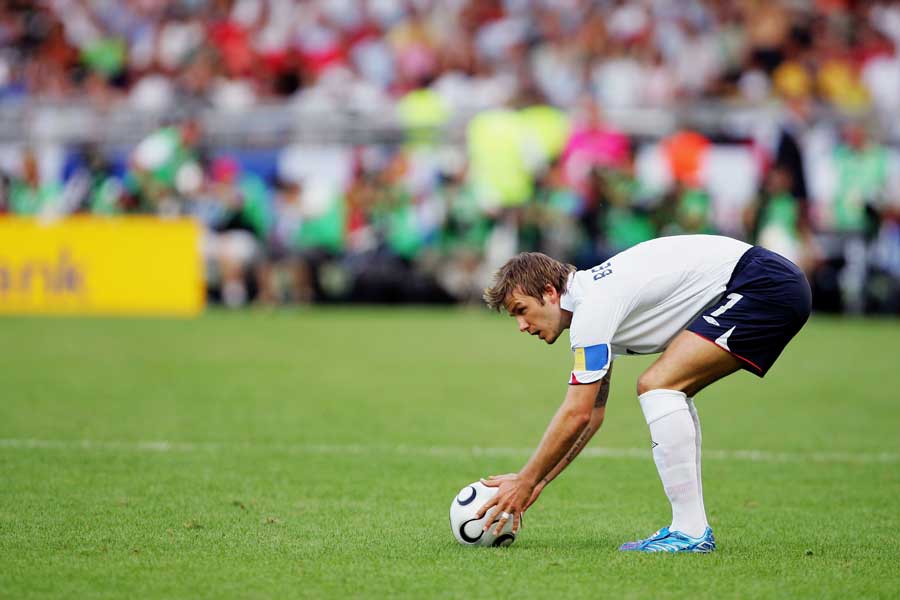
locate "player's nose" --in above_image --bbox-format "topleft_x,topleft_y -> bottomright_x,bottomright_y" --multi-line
516,317 -> 528,332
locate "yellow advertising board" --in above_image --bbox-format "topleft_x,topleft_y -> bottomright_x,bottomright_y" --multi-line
0,216 -> 204,316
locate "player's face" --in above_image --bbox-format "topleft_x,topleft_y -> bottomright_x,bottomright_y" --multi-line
504,285 -> 564,345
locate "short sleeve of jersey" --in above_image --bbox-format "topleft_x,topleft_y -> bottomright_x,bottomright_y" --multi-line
567,303 -> 618,385
566,272 -> 626,385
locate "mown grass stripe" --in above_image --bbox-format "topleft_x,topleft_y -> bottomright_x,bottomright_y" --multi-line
0,438 -> 896,464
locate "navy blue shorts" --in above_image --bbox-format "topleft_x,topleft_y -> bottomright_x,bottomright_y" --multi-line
686,246 -> 812,377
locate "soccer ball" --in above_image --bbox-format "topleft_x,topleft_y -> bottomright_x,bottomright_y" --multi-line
449,481 -> 519,547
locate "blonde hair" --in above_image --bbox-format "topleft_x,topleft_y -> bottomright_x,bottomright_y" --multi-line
483,252 -> 575,311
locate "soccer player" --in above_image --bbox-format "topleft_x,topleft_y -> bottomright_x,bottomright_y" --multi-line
475,235 -> 811,552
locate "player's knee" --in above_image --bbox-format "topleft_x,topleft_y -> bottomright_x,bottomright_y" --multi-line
635,372 -> 656,396
636,371 -> 684,396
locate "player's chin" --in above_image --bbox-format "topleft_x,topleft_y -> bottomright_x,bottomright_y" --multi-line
543,332 -> 559,345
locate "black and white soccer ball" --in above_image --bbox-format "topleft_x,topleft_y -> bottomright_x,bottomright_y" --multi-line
449,481 -> 520,547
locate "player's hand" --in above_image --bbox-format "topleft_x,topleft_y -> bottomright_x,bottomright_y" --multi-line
524,479 -> 546,510
475,474 -> 534,535
482,474 -> 545,512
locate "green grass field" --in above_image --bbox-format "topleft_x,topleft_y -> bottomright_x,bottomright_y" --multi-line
1,310 -> 898,599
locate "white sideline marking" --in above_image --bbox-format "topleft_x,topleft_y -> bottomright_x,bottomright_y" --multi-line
0,438 -> 897,464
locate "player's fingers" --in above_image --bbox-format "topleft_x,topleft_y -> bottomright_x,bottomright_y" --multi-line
493,508 -> 511,535
481,473 -> 514,486
483,506 -> 504,533
481,506 -> 500,531
512,512 -> 521,535
475,496 -> 498,520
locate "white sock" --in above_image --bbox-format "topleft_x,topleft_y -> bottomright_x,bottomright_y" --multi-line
639,389 -> 708,538
686,396 -> 707,524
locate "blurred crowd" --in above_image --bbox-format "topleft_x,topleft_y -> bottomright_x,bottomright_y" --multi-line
1,0 -> 899,313
3,0 -> 900,115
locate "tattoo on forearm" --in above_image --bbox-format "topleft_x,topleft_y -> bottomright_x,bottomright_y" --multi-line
563,424 -> 594,464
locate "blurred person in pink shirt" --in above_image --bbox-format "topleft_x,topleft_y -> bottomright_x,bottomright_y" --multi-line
560,96 -> 630,197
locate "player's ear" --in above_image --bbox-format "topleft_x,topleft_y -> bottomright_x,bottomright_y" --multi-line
543,283 -> 559,303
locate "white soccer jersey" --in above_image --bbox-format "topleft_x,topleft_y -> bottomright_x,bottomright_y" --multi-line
561,235 -> 752,384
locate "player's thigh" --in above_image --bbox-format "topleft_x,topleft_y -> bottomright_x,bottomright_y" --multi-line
637,331 -> 743,397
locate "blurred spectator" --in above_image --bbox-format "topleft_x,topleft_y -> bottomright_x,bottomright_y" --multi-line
561,97 -> 630,195
427,164 -> 493,303
772,97 -> 812,208
256,172 -> 345,305
815,21 -> 870,113
868,200 -> 900,313
0,172 -> 10,213
660,182 -> 716,237
830,122 -> 887,234
530,9 -> 584,109
126,119 -> 203,215
822,121 -> 889,313
8,149 -> 61,216
257,176 -> 307,304
466,108 -> 533,208
369,150 -> 420,261
521,158 -> 581,261
0,0 -> 894,117
601,168 -> 656,253
198,155 -> 271,308
744,166 -> 817,276
61,143 -> 124,215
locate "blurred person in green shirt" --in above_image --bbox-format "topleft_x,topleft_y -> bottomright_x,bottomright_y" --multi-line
830,123 -> 887,234
520,158 -> 582,262
195,156 -> 272,308
824,122 -> 888,313
744,166 -> 818,278
427,165 -> 495,303
8,150 -> 61,216
60,144 -> 126,215
655,182 -> 717,238
600,168 -> 656,254
124,120 -> 203,215
257,176 -> 346,305
368,151 -> 422,261
575,167 -> 655,267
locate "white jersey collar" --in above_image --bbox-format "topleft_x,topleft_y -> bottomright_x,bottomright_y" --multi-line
560,271 -> 577,312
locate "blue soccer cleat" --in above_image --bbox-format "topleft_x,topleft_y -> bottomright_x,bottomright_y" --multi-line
618,526 -> 716,553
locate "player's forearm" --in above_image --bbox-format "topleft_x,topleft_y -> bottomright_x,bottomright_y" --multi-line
517,387 -> 595,487
539,407 -> 605,487
533,368 -> 612,488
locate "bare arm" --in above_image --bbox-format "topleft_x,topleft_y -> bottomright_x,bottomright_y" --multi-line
478,367 -> 614,532
538,367 -> 612,486
517,365 -> 613,489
